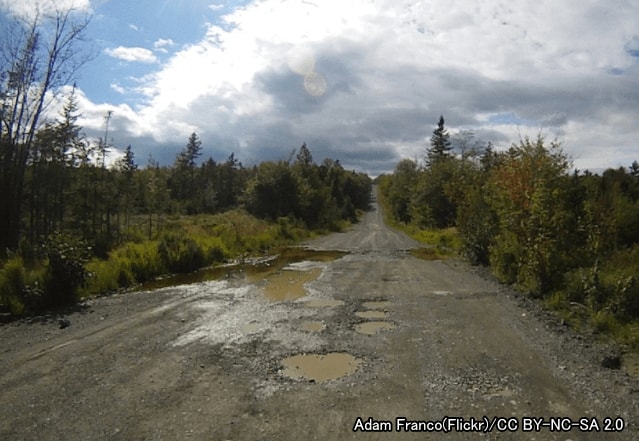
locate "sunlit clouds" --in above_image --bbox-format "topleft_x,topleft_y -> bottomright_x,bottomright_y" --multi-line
3,0 -> 638,175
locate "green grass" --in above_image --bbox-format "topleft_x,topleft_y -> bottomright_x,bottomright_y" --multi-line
77,209 -> 312,298
376,184 -> 461,259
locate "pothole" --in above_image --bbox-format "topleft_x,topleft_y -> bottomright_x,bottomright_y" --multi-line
301,321 -> 325,332
303,299 -> 344,308
240,323 -> 261,334
280,353 -> 360,382
355,321 -> 395,335
138,248 -> 343,292
363,301 -> 391,310
355,310 -> 388,319
261,267 -> 322,301
431,290 -> 452,296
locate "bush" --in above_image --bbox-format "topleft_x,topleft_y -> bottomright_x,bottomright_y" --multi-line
157,233 -> 205,273
42,232 -> 91,307
0,257 -> 29,315
112,241 -> 163,283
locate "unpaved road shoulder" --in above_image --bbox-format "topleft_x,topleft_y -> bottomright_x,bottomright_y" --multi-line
1,189 -> 637,440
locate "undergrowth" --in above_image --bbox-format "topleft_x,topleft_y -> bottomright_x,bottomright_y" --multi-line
1,210 -> 315,315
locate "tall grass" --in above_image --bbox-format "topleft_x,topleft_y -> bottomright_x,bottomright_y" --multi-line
78,209 -> 309,298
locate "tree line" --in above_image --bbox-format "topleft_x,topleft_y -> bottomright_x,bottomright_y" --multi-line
3,90 -> 372,257
380,116 -> 639,330
0,89 -> 371,311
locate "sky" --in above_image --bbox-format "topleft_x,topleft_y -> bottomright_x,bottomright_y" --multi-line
2,0 -> 638,175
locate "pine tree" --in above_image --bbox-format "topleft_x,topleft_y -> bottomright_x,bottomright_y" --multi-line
427,115 -> 452,166
171,133 -> 201,197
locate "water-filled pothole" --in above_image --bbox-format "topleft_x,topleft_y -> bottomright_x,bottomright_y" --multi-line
431,290 -> 452,296
260,267 -> 322,301
355,321 -> 395,335
303,299 -> 344,308
138,248 -> 343,292
363,301 -> 391,310
355,310 -> 388,319
281,353 -> 360,382
301,321 -> 325,332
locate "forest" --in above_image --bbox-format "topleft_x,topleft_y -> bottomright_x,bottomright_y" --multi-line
0,90 -> 371,314
0,9 -> 372,316
379,116 -> 639,345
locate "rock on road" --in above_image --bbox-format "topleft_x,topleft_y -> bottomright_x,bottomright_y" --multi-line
1,187 -> 637,440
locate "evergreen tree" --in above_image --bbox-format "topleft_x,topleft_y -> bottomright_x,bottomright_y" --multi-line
170,133 -> 202,210
427,115 -> 452,166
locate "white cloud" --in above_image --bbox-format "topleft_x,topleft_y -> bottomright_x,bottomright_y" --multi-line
153,38 -> 175,54
0,0 -> 91,19
110,83 -> 126,94
105,46 -> 158,64
71,0 -> 639,174
209,4 -> 224,11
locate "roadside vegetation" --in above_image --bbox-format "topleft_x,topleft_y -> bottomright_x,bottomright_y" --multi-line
379,116 -> 639,348
0,102 -> 371,315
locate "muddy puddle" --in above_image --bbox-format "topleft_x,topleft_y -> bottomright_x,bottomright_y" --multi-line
303,299 -> 344,307
355,310 -> 388,319
301,321 -> 325,332
363,301 -> 391,310
355,321 -> 395,335
139,248 -> 344,292
258,268 -> 322,301
281,353 -> 360,382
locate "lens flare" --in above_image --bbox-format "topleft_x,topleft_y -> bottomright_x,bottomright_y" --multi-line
304,71 -> 327,97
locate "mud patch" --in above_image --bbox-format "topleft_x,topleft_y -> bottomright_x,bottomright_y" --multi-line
355,321 -> 395,335
363,301 -> 391,310
261,267 -> 322,301
355,310 -> 388,319
301,321 -> 325,332
280,353 -> 360,382
303,299 -> 344,308
138,248 -> 343,292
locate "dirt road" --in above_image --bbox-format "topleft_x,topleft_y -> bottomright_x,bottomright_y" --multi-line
1,188 -> 637,440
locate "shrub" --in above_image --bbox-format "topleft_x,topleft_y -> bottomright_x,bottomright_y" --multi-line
112,241 -> 163,283
0,257 -> 29,315
157,233 -> 205,273
42,232 -> 91,307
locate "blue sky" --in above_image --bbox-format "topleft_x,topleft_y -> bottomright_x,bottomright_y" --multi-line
2,0 -> 639,175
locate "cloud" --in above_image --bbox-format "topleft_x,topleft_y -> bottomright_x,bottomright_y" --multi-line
72,0 -> 639,176
0,0 -> 91,19
105,46 -> 158,64
209,4 -> 225,12
110,83 -> 126,94
154,38 -> 175,53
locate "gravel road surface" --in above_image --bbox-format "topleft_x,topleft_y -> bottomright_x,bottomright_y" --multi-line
1,188 -> 637,440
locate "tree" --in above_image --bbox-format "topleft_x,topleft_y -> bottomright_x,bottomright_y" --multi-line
386,159 -> 419,224
295,142 -> 313,168
27,89 -> 83,243
427,115 -> 452,166
0,7 -> 91,251
170,133 -> 202,211
176,132 -> 202,170
485,136 -> 572,295
115,145 -> 137,233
